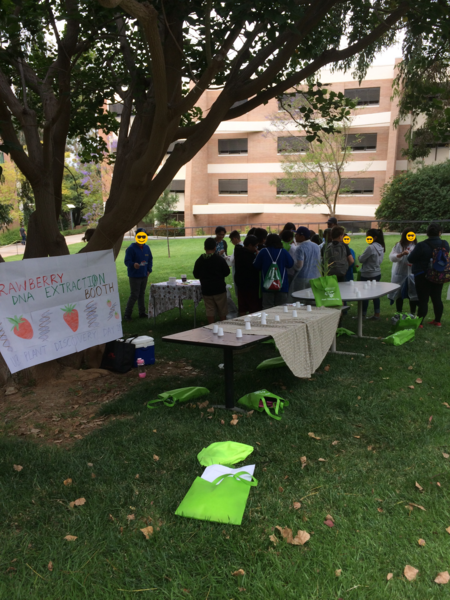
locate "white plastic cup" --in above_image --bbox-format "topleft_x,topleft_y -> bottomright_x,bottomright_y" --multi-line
372,279 -> 376,284
350,280 -> 355,285
261,315 -> 267,325
218,327 -> 224,336
295,302 -> 300,308
364,283 -> 369,289
212,324 -> 219,334
283,306 -> 288,313
274,315 -> 280,322
356,291 -> 361,298
236,329 -> 243,338
292,310 -> 298,317
306,305 -> 312,312
245,321 -> 251,330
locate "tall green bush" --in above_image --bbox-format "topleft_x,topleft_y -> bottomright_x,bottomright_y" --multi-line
376,161 -> 450,231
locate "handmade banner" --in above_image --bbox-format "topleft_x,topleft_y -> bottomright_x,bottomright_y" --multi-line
0,250 -> 122,374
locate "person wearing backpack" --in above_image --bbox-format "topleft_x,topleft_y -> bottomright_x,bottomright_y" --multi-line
358,228 -> 386,320
289,226 -> 321,300
408,223 -> 450,328
253,233 -> 294,309
324,226 -> 354,282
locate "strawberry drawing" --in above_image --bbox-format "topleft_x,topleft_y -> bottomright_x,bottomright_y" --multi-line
7,316 -> 34,340
107,300 -> 112,307
114,312 -> 119,320
62,304 -> 79,332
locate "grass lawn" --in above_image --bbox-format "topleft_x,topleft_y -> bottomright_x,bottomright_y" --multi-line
1,235 -> 450,599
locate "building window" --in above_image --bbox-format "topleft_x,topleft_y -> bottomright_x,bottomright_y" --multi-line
345,133 -> 377,151
276,179 -> 308,196
277,136 -> 309,154
218,139 -> 248,155
231,99 -> 248,109
344,87 -> 380,106
218,179 -> 248,194
169,179 -> 185,193
340,177 -> 374,195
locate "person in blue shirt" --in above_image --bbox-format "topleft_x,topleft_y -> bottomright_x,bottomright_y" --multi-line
289,226 -> 320,299
123,228 -> 153,321
253,233 -> 294,308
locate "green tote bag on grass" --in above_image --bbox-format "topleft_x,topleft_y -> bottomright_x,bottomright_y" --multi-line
256,356 -> 287,370
310,275 -> 343,307
175,472 -> 258,526
237,389 -> 288,420
197,441 -> 254,467
384,329 -> 416,346
147,386 -> 209,409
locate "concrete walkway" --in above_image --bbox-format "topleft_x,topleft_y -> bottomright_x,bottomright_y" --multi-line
0,233 -> 86,258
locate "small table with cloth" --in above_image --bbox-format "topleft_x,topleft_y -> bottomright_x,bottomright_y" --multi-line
148,280 -> 203,327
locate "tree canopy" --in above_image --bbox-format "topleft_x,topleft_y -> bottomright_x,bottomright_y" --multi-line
0,0 -> 447,258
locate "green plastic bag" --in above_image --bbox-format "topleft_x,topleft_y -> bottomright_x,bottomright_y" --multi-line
197,441 -> 254,467
237,389 -> 289,421
390,313 -> 422,333
257,356 -> 286,370
175,472 -> 258,525
147,386 -> 209,409
384,329 -> 416,346
310,275 -> 343,307
336,327 -> 356,337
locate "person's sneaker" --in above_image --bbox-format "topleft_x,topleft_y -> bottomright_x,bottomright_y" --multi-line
366,314 -> 380,321
429,320 -> 442,327
418,324 -> 424,329
139,313 -> 149,318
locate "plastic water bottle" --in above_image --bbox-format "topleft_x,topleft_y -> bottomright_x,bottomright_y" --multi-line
137,358 -> 146,378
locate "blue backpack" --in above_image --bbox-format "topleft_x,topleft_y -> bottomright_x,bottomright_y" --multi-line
425,241 -> 450,284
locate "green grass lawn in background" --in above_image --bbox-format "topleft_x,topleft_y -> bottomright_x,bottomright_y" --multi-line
1,234 -> 450,599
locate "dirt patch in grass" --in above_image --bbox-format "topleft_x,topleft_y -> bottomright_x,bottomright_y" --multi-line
0,359 -> 195,447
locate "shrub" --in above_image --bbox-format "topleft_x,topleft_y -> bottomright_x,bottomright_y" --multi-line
376,161 -> 450,232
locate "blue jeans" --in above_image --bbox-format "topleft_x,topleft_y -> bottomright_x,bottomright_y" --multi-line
361,274 -> 381,315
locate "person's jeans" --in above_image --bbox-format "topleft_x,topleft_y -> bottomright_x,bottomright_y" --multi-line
262,291 -> 288,309
361,274 -> 381,315
124,277 -> 148,317
414,273 -> 444,322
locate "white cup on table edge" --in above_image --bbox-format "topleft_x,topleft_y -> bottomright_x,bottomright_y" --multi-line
306,305 -> 312,312
236,329 -> 243,338
212,324 -> 218,334
245,321 -> 251,330
218,327 -> 224,336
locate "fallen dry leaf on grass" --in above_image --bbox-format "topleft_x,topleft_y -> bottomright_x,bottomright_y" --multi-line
367,445 -> 374,451
275,526 -> 310,546
442,403 -> 450,408
64,535 -> 77,542
416,378 -> 423,384
87,463 -> 93,467
300,456 -> 307,469
445,526 -> 450,534
293,502 -> 301,510
140,526 -> 154,540
69,497 -> 86,508
408,502 -> 426,511
443,453 -> 449,459
404,565 -> 418,581
278,486 -> 284,493
207,408 -> 214,413
220,420 -> 225,425
408,385 -> 415,390
415,482 -> 424,492
408,366 -> 413,370
198,401 -> 209,409
418,539 -> 426,546
324,519 -> 335,527
357,396 -> 361,400
326,514 -> 334,521
63,478 -> 72,486
269,534 -> 278,545
232,569 -> 245,577
13,464 -> 23,472
230,418 -> 239,426
331,441 -> 339,446
353,435 -> 361,439
48,561 -> 53,572
127,514 -> 135,521
335,569 -> 342,577
387,573 -> 393,581
153,455 -> 159,461
308,432 -> 321,440
324,365 -> 330,372
377,508 -> 384,513
247,411 -> 254,416
435,572 -> 450,585
318,458 -> 327,462
232,414 -> 238,419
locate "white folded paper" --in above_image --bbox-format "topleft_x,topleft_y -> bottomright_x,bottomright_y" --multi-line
201,464 -> 256,484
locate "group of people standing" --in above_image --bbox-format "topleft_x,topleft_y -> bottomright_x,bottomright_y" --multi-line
194,220 -> 449,327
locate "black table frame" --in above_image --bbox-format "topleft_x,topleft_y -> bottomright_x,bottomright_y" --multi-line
162,328 -> 268,409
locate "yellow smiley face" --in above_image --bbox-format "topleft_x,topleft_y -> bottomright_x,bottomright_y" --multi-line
135,232 -> 148,244
366,236 -> 373,244
406,232 -> 416,242
343,235 -> 351,244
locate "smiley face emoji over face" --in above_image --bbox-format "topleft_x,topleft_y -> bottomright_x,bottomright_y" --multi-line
343,235 -> 351,244
366,236 -> 373,244
135,232 -> 148,245
406,231 -> 416,242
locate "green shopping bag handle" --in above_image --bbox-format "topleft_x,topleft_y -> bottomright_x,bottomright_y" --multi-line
147,396 -> 177,409
212,472 -> 258,487
261,397 -> 283,421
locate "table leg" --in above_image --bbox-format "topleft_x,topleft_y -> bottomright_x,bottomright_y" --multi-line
153,297 -> 157,328
194,304 -> 197,329
224,347 -> 234,409
179,300 -> 181,318
357,300 -> 363,337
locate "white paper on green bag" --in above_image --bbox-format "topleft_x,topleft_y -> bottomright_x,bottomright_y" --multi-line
201,464 -> 255,484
